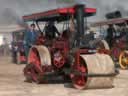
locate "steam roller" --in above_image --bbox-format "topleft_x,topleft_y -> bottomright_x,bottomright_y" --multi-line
24,45 -> 116,89
23,4 -> 117,89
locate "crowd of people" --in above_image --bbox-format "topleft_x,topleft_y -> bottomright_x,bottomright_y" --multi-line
12,20 -> 128,63
11,22 -> 62,63
24,22 -> 61,56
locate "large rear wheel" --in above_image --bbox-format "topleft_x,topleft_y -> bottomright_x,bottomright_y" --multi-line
119,51 -> 128,69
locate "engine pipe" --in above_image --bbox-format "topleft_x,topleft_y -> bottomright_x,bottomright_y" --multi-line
75,4 -> 85,47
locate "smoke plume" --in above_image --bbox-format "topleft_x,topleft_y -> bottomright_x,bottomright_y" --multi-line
0,0 -> 128,27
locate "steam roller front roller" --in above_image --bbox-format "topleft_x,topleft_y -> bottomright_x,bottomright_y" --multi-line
24,45 -> 51,83
119,50 -> 128,69
71,53 -> 116,89
97,40 -> 110,50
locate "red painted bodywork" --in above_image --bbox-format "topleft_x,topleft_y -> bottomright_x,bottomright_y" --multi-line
51,39 -> 69,69
23,5 -> 97,88
23,5 -> 96,70
23,7 -> 96,21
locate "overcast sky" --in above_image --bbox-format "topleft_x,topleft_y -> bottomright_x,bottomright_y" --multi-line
0,0 -> 128,26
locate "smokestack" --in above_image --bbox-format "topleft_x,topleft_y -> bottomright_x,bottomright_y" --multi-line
75,4 -> 85,46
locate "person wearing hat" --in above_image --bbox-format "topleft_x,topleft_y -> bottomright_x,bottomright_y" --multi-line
44,21 -> 60,40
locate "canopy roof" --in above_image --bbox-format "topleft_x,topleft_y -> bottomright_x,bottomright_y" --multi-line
23,5 -> 96,22
91,17 -> 128,27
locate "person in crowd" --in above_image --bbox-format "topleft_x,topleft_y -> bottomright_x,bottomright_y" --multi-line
36,32 -> 45,45
24,23 -> 39,57
106,24 -> 116,48
44,21 -> 60,40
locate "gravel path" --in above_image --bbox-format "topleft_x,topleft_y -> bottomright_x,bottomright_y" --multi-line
0,57 -> 127,96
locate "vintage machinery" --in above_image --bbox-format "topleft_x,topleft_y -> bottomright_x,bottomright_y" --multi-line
23,4 -> 117,89
11,30 -> 26,64
105,10 -> 122,19
119,50 -> 128,69
91,17 -> 128,69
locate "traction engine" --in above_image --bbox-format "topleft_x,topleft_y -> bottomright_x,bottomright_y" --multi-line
23,4 -> 117,89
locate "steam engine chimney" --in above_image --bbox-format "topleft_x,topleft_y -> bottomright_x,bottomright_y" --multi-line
75,4 -> 85,46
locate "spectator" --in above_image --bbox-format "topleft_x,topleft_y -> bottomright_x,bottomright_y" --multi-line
24,23 -> 39,57
44,22 -> 60,40
106,24 -> 116,48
